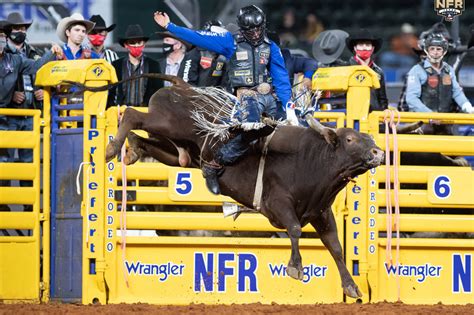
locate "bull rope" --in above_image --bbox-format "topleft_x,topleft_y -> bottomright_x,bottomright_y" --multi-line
383,109 -> 401,302
252,129 -> 276,211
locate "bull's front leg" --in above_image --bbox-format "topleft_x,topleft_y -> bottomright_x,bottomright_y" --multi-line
106,108 -> 148,162
310,207 -> 362,299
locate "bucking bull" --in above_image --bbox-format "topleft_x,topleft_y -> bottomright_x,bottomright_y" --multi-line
77,74 -> 385,298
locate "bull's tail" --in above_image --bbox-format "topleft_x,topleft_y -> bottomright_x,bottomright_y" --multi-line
60,73 -> 188,93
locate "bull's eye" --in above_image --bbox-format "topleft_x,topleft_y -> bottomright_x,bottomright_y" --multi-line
346,136 -> 353,143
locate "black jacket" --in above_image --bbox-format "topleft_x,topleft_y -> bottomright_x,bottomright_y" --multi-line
158,50 -> 199,86
108,56 -> 163,107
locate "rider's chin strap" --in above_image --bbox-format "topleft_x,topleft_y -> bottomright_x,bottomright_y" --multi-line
252,129 -> 276,210
384,109 -> 401,302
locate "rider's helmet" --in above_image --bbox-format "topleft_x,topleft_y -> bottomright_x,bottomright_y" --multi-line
237,5 -> 266,46
203,19 -> 223,32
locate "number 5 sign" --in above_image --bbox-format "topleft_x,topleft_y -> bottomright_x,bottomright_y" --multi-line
428,171 -> 474,205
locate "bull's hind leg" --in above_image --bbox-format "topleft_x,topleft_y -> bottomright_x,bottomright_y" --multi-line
106,108 -> 149,162
310,207 -> 362,299
267,198 -> 304,280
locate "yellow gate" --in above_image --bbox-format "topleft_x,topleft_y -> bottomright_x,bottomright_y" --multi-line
0,108 -> 50,302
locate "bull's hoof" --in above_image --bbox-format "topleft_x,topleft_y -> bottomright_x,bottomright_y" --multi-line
286,266 -> 304,280
343,283 -> 363,298
105,141 -> 119,162
124,148 -> 140,165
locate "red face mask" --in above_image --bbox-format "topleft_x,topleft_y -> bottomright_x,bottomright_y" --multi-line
88,34 -> 106,46
355,49 -> 373,60
125,44 -> 144,58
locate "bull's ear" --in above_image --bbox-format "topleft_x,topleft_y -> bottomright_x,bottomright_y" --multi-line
322,127 -> 338,147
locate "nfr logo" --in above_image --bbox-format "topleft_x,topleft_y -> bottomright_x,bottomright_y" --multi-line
194,252 -> 258,293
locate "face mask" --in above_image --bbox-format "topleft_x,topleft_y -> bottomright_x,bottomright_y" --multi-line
163,43 -> 174,54
88,34 -> 106,46
355,48 -> 373,60
9,31 -> 26,44
125,44 -> 144,58
0,37 -> 6,52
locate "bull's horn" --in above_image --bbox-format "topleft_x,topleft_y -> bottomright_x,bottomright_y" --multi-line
396,121 -> 423,134
305,114 -> 337,146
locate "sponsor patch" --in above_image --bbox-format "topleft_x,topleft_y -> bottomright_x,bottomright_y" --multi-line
211,70 -> 223,77
246,77 -> 253,84
234,70 -> 251,76
442,74 -> 452,85
200,56 -> 212,69
236,51 -> 248,61
215,62 -> 224,71
428,75 -> 439,88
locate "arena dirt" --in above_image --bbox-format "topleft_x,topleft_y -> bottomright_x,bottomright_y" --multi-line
1,302 -> 473,314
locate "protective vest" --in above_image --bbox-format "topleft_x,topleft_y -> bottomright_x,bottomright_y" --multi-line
228,33 -> 271,88
197,49 -> 227,87
420,62 -> 453,113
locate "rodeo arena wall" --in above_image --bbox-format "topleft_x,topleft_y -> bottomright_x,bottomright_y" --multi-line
0,58 -> 473,305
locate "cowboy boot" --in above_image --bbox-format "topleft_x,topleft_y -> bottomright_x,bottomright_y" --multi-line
202,162 -> 222,195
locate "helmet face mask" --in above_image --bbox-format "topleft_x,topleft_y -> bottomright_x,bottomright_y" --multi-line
237,5 -> 266,46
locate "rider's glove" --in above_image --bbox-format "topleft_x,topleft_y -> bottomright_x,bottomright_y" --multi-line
285,101 -> 299,126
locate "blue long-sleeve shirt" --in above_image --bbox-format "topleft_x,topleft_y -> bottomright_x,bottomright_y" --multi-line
406,59 -> 469,112
167,23 -> 292,108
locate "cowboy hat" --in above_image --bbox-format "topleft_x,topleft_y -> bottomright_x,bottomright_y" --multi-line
5,12 -> 32,30
0,20 -> 11,32
89,14 -> 116,32
56,13 -> 95,43
119,24 -> 150,47
346,28 -> 383,54
312,29 -> 349,64
154,31 -> 192,50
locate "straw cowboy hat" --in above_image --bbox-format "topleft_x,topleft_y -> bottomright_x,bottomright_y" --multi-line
346,28 -> 383,54
154,31 -> 192,50
5,12 -> 33,30
89,14 -> 116,32
312,29 -> 349,64
56,13 -> 95,43
119,24 -> 150,47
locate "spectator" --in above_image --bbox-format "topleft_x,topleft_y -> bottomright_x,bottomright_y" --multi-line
88,14 -> 118,63
0,19 -> 62,211
155,31 -> 195,86
277,7 -> 299,48
192,20 -> 228,87
108,24 -> 163,107
346,28 -> 388,111
56,13 -> 99,60
5,12 -> 44,111
405,33 -> 473,114
379,23 -> 418,69
300,13 -> 324,50
312,29 -> 349,67
154,5 -> 295,195
268,31 -> 317,89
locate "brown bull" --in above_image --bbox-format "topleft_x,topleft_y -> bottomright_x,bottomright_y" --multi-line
105,74 -> 384,299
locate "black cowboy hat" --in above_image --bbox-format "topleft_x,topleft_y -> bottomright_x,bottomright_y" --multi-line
154,31 -> 192,50
346,28 -> 383,54
119,24 -> 150,47
0,20 -> 11,32
89,14 -> 116,32
5,12 -> 32,30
